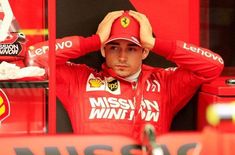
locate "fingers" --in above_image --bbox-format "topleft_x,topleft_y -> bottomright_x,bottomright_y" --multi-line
129,10 -> 146,22
96,10 -> 124,44
103,10 -> 124,23
129,10 -> 155,50
128,10 -> 152,29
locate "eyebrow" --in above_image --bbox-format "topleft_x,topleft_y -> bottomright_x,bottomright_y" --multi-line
106,42 -> 119,45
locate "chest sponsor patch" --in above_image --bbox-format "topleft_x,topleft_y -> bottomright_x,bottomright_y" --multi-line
86,73 -> 105,91
88,97 -> 160,122
86,73 -> 121,95
106,78 -> 120,95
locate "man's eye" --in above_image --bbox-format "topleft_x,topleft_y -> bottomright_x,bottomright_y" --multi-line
107,46 -> 119,52
127,47 -> 137,52
110,46 -> 118,50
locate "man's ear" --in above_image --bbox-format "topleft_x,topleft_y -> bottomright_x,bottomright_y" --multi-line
142,48 -> 150,60
100,46 -> 106,58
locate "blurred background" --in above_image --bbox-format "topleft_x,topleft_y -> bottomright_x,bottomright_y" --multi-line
1,0 -> 234,134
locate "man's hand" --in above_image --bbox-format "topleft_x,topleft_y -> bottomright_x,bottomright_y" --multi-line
129,10 -> 155,50
96,10 -> 124,45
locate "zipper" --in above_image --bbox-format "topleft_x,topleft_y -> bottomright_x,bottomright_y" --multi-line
132,81 -> 137,90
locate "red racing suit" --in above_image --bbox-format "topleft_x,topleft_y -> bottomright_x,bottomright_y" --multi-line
27,35 -> 224,140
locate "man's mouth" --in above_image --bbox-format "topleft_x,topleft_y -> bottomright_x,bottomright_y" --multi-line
115,64 -> 128,69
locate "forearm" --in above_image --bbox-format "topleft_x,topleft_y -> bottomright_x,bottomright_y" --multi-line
152,38 -> 224,80
27,34 -> 101,67
55,35 -> 101,63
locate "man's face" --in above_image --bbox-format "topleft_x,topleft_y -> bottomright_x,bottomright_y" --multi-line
102,39 -> 149,78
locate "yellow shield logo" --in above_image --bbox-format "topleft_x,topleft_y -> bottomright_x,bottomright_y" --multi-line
0,89 -> 10,123
120,17 -> 130,28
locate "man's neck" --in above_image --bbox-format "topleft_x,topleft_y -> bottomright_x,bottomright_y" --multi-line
125,68 -> 141,82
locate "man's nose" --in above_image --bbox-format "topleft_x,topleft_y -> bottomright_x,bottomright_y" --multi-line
118,49 -> 127,62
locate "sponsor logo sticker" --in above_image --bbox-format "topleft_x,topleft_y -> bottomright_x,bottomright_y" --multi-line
86,73 -> 105,91
0,32 -> 26,56
89,78 -> 104,88
105,77 -> 120,95
0,89 -> 10,123
107,79 -> 118,91
86,74 -> 121,95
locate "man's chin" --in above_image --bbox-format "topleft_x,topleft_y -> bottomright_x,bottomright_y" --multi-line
115,70 -> 130,78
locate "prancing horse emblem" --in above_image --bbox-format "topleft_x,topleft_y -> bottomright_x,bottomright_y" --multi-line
120,17 -> 130,28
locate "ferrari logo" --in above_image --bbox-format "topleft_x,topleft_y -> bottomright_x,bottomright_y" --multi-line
120,17 -> 130,28
0,89 -> 10,123
0,96 -> 6,116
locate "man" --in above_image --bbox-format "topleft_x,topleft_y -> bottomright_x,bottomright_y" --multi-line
28,10 -> 224,140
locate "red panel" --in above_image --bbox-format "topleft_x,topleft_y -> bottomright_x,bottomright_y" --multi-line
0,128 -> 234,155
48,0 -> 56,134
201,76 -> 235,96
197,91 -> 235,130
0,88 -> 46,134
130,0 -> 199,45
197,75 -> 235,130
0,135 -> 140,154
9,0 -> 46,46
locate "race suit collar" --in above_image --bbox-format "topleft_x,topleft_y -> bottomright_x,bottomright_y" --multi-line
125,68 -> 141,82
101,63 -> 153,82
